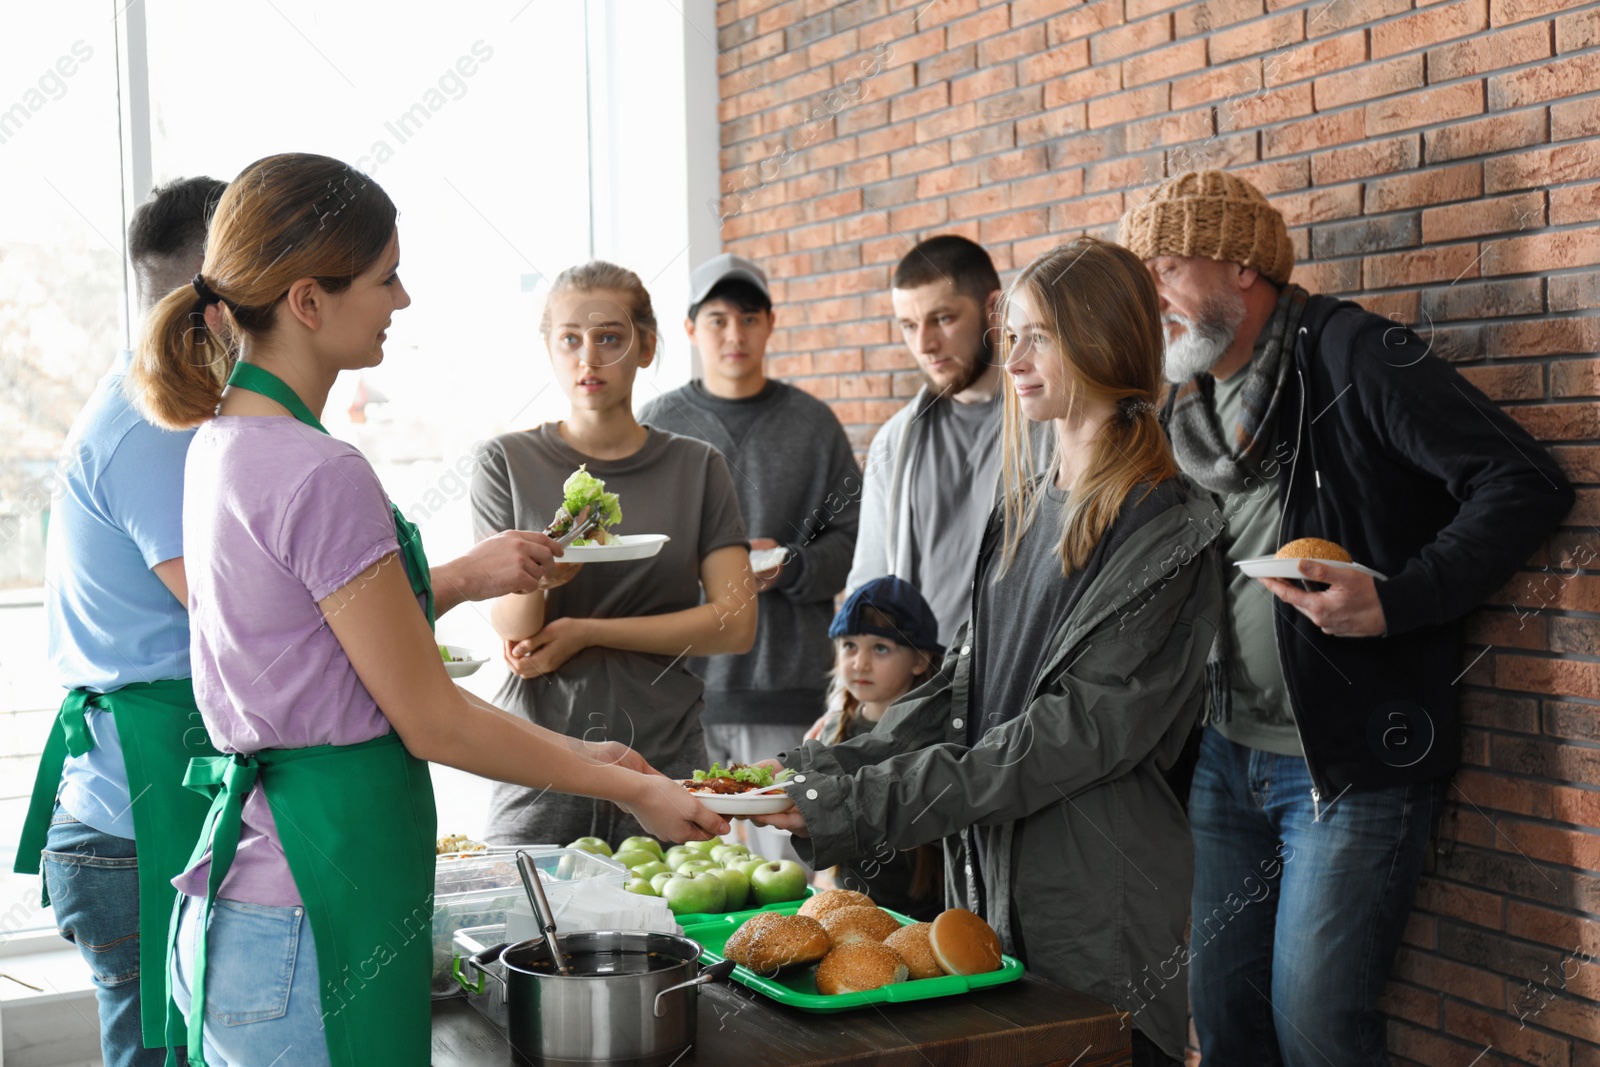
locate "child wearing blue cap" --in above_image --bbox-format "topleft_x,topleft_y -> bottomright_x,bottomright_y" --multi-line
807,577 -> 944,919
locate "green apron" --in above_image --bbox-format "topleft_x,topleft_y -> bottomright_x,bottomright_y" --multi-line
170,362 -> 439,1066
15,678 -> 219,1047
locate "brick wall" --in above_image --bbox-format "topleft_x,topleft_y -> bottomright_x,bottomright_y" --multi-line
713,0 -> 1600,1062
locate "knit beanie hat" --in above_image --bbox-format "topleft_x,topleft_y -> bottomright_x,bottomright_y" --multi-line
1119,170 -> 1294,285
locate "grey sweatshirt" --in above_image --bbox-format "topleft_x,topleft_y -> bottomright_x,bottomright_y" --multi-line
639,380 -> 861,726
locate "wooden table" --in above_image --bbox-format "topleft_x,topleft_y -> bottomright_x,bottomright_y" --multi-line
432,974 -> 1131,1066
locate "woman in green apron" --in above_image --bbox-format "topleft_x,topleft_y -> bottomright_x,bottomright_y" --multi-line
128,152 -> 727,1067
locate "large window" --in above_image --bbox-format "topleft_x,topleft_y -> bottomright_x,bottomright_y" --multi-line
0,0 -> 716,936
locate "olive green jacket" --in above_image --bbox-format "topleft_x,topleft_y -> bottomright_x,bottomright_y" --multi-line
780,483 -> 1224,1059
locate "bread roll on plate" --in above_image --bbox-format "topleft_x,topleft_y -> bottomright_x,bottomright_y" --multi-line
815,941 -> 909,995
743,914 -> 830,974
884,922 -> 943,980
928,908 -> 1003,976
820,905 -> 901,946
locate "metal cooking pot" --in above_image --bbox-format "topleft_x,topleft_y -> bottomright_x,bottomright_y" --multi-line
462,931 -> 735,1066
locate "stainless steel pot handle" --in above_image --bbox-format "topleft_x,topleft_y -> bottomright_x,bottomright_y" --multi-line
652,959 -> 736,1018
459,942 -> 509,992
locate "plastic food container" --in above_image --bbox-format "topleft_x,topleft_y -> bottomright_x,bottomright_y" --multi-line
451,923 -> 508,1027
680,901 -> 1024,1013
431,846 -> 627,996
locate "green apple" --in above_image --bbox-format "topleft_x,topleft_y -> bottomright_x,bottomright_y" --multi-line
730,857 -> 769,880
685,837 -> 722,856
661,871 -> 727,916
566,837 -> 613,858
631,860 -> 670,881
613,849 -> 659,870
649,871 -> 676,894
664,845 -> 699,870
706,867 -> 750,911
617,836 -> 665,860
749,860 -> 808,906
624,877 -> 658,896
677,858 -> 719,876
710,844 -> 750,865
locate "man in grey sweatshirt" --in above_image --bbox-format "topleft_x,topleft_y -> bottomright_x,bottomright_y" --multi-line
639,253 -> 860,860
845,236 -> 1008,645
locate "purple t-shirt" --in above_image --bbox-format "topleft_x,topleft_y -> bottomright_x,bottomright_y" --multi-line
174,416 -> 413,907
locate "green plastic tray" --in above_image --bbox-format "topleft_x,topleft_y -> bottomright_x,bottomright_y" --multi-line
680,901 -> 1024,1013
670,886 -> 815,927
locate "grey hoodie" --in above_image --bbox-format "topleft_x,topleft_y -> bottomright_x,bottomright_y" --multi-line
781,481 -> 1225,1059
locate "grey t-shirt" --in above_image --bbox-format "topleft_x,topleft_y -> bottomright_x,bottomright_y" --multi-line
469,424 -> 749,764
908,392 -> 1003,645
1209,372 -> 1303,756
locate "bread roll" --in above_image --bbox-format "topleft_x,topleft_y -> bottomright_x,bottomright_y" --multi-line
744,914 -> 830,975
798,888 -> 874,922
815,941 -> 908,995
723,911 -> 785,967
819,905 -> 900,946
884,922 -> 943,980
1275,537 -> 1351,563
928,908 -> 1003,976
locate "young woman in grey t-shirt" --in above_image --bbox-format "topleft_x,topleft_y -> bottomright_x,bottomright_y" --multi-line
474,261 -> 756,847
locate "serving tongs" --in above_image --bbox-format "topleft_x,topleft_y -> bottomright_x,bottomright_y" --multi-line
546,505 -> 599,548
515,849 -> 569,974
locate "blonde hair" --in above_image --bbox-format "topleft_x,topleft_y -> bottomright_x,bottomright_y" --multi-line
129,153 -> 398,429
998,237 -> 1178,576
539,260 -> 659,355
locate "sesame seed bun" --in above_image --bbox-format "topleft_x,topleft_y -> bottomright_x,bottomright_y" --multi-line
798,888 -> 874,922
723,911 -> 785,968
743,914 -> 830,975
819,905 -> 901,946
815,940 -> 909,995
928,908 -> 1003,976
884,922 -> 943,980
1275,537 -> 1352,563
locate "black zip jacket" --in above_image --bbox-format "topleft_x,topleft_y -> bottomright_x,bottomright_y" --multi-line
1172,294 -> 1574,802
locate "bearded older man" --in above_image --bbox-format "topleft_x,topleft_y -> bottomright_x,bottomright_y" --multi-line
1122,171 -> 1573,1065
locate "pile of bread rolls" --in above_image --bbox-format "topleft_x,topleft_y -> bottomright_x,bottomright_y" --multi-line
720,889 -> 1003,995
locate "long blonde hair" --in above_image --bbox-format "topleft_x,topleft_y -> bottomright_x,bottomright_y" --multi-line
998,237 -> 1178,576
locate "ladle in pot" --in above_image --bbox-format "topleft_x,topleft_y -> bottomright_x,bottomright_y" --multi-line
515,849 -> 567,974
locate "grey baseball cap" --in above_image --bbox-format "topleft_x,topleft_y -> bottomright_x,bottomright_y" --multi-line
688,253 -> 770,312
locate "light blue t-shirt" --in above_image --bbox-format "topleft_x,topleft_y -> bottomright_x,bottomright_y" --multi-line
45,350 -> 194,840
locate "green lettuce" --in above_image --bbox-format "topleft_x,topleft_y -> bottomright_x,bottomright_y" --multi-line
690,762 -> 795,788
561,465 -> 622,545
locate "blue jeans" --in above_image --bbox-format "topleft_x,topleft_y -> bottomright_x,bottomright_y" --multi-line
1187,729 -> 1445,1066
171,895 -> 330,1067
42,808 -> 166,1067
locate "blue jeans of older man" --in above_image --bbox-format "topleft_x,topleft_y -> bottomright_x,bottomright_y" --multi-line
42,807 -> 167,1067
1187,729 -> 1447,1066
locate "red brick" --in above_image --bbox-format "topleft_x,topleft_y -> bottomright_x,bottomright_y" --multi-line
979,208 -> 1049,244
1552,96 -> 1600,140
1126,0 -> 1190,17
1551,182 -> 1600,225
950,123 -> 1015,161
1553,357 -> 1600,398
1373,0 -> 1490,59
951,65 -> 1018,105
1506,403 -> 1600,441
837,372 -> 892,399
1045,64 -> 1122,108
1365,243 -> 1482,288
1125,109 -> 1217,151
855,121 -> 916,158
834,211 -> 888,243
877,26 -> 947,69
944,4 -> 1009,48
1368,81 -> 1486,134
1087,84 -> 1170,128
1491,0 -> 1592,26
1174,0 -> 1265,37
1425,108 -> 1548,164
980,146 -> 1049,182
889,83 -> 950,122
1090,15 -> 1173,65
888,141 -> 950,177
1210,11 -> 1305,64
1312,135 -> 1427,185
1271,183 -> 1364,223
1306,0 -> 1411,36
978,24 -> 1045,66
1490,52 -> 1600,110
1047,192 -> 1127,230
914,163 -> 980,198
1234,158 -> 1311,193
1486,143 -> 1600,194
1427,21 -> 1553,81
1266,109 -> 1372,160
1010,169 -> 1087,208
1017,103 -> 1090,144
1556,8 -> 1600,51
1046,0 -> 1121,46
1415,879 -> 1506,929
1391,950 -> 1507,1010
1172,60 -> 1263,110
1314,54 -> 1424,111
913,102 -> 978,142
1168,130 -> 1258,172
910,0 -> 981,27
1264,30 -> 1367,87
1222,83 -> 1318,132
1422,190 -> 1545,242
1487,317 -> 1600,356
1125,38 -> 1209,87
948,186 -> 1010,220
1366,163 -> 1484,213
1086,153 -> 1168,194
1018,40 -> 1090,85
977,86 -> 1043,124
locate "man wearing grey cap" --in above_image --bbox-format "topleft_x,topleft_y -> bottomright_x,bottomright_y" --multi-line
639,253 -> 860,861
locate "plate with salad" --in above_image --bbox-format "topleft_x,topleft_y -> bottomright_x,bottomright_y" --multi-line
439,644 -> 487,679
546,465 -> 669,562
680,763 -> 797,815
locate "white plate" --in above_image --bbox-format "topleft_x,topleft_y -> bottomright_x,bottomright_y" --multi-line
561,534 -> 671,562
749,546 -> 789,574
680,784 -> 796,815
440,645 -> 487,678
1235,556 -> 1388,581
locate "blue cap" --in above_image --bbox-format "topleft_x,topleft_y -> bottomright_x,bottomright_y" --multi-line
829,577 -> 943,657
